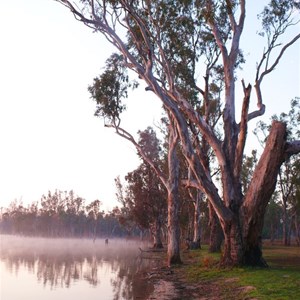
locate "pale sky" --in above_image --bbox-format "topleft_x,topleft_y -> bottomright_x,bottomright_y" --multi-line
0,0 -> 299,211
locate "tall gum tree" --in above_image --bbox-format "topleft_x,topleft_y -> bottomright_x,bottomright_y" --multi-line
54,0 -> 300,266
88,52 -> 182,264
124,127 -> 168,249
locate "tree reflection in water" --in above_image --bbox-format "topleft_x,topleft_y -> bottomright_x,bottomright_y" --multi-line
0,236 -> 157,299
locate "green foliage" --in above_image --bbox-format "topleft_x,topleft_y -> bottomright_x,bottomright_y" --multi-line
88,54 -> 138,126
241,149 -> 258,194
263,195 -> 282,239
117,127 -> 167,231
86,0 -> 245,122
274,97 -> 300,140
256,1 -> 300,82
137,127 -> 162,162
259,0 -> 300,37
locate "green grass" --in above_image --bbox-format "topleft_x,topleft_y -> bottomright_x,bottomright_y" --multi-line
184,244 -> 300,299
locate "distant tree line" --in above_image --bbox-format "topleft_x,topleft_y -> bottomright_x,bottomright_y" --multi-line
0,190 -> 138,238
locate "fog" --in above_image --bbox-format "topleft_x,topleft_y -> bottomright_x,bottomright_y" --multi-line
0,235 -> 149,259
0,235 -> 156,300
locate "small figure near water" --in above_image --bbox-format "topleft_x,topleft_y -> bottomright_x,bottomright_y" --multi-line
105,238 -> 109,245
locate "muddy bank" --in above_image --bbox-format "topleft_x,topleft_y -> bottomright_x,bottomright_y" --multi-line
144,265 -> 224,300
135,250 -> 255,300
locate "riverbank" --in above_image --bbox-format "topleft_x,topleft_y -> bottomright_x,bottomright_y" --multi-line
140,250 -> 250,300
138,244 -> 300,300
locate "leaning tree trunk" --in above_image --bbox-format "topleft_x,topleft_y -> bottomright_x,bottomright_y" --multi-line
242,121 -> 287,266
218,121 -> 287,267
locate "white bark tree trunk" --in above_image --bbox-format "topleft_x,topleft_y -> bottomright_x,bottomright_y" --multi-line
166,122 -> 181,265
192,191 -> 202,249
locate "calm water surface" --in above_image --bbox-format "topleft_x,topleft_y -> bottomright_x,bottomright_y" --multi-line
0,235 -> 157,300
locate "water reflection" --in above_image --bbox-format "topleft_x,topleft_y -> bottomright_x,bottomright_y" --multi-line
0,236 -> 156,300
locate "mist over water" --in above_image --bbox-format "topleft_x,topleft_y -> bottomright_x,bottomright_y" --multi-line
0,235 -> 157,300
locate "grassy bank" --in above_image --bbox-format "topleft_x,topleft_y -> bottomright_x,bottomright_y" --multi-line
183,244 -> 300,299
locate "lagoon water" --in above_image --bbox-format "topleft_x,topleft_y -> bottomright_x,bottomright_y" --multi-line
0,236 -> 156,300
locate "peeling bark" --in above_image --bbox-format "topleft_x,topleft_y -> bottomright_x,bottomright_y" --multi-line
220,216 -> 244,267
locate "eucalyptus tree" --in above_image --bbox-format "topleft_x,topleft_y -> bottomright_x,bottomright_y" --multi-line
40,190 -> 66,236
114,176 -> 144,236
125,127 -> 167,248
86,199 -> 102,241
125,161 -> 167,248
55,0 -> 300,266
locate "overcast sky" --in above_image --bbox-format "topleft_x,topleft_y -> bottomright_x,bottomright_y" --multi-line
0,0 -> 299,211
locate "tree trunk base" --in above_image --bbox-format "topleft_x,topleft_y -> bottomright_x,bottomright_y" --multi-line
168,254 -> 182,266
244,245 -> 268,267
186,239 -> 201,250
153,242 -> 164,249
208,202 -> 223,253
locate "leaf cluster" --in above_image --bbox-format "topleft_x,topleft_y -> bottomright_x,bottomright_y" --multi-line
88,53 -> 138,126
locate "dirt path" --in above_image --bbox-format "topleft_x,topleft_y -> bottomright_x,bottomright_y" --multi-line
144,265 -> 228,300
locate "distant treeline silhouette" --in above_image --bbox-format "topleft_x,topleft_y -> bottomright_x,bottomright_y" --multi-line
0,190 -> 141,238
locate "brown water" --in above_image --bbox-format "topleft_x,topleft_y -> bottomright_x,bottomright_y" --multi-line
0,235 -> 156,300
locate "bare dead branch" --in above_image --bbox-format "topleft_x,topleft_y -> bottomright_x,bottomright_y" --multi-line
234,80 -> 252,179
